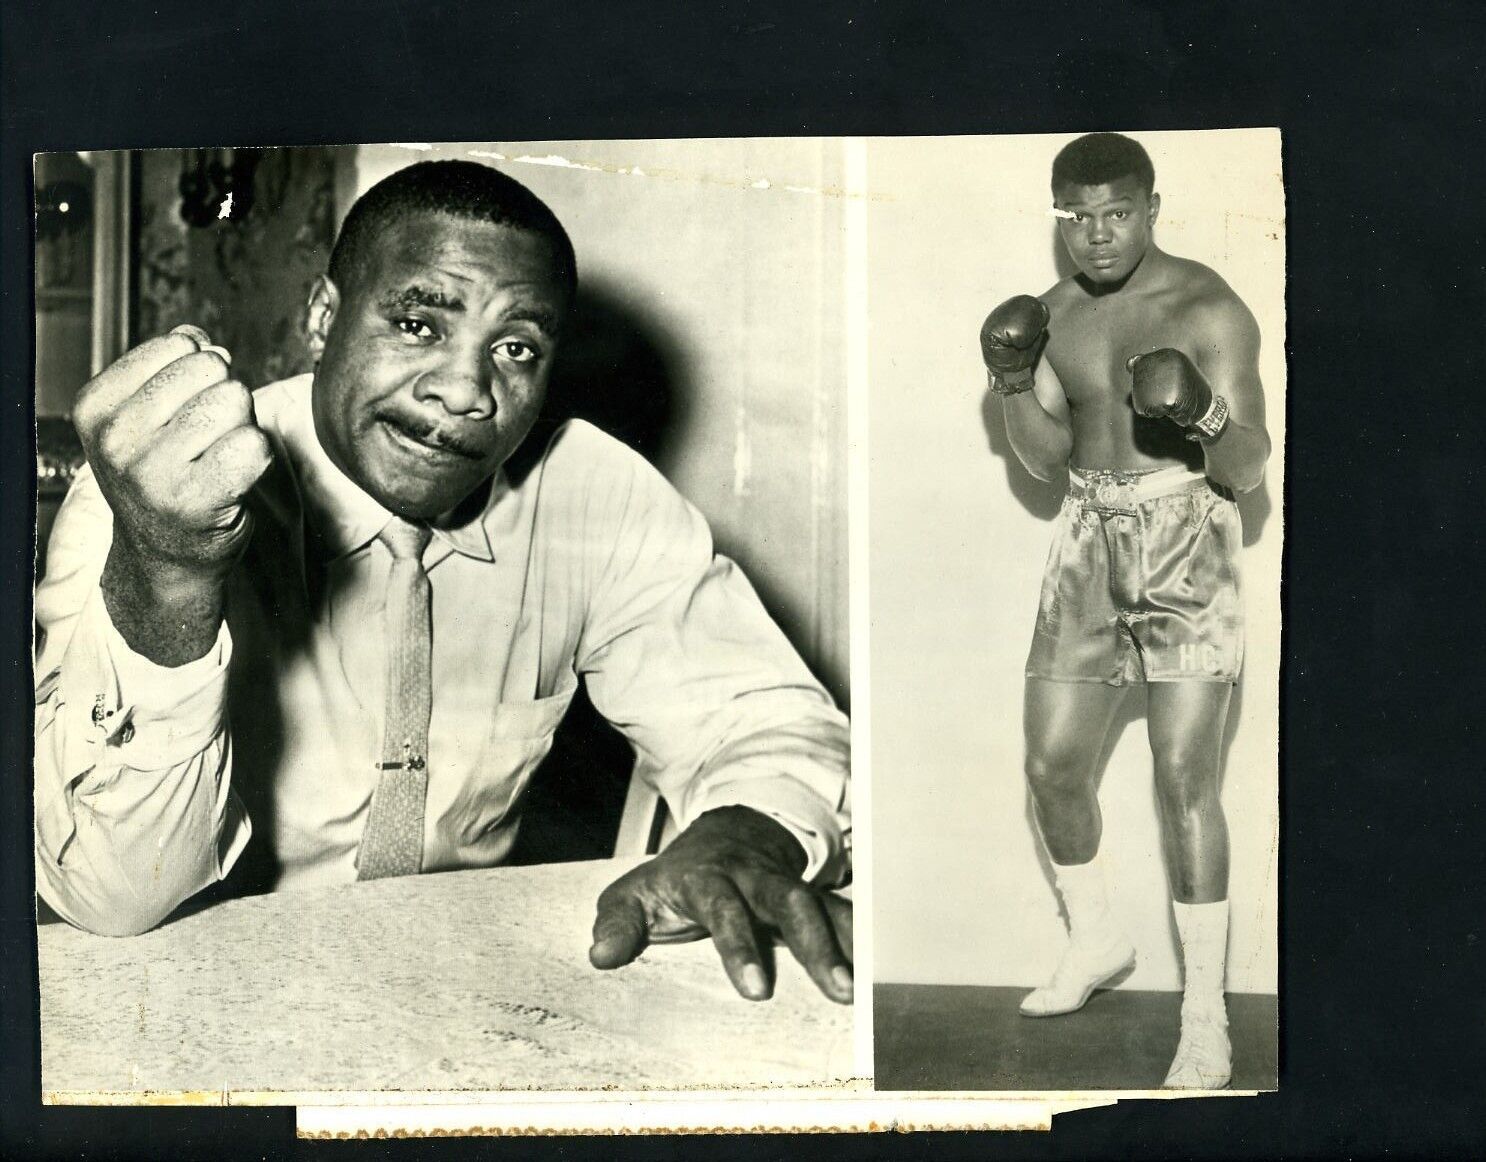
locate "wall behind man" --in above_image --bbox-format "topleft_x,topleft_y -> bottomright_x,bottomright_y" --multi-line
868,130 -> 1284,994
349,143 -> 849,711
134,147 -> 342,389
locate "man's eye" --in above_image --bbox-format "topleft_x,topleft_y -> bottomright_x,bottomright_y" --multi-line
1074,213 -> 1087,223
494,340 -> 538,363
1113,210 -> 1127,220
394,318 -> 435,340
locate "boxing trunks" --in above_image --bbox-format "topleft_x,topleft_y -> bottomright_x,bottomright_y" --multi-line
1026,465 -> 1243,685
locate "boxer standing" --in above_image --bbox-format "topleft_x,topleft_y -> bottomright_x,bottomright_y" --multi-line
981,133 -> 1270,1088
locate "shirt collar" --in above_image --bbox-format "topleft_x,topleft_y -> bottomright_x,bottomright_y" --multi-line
277,374 -> 498,563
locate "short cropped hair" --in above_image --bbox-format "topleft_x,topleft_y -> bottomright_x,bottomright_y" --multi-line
1051,132 -> 1156,196
328,159 -> 578,302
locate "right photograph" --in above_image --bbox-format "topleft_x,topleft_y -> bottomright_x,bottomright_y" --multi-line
868,128 -> 1283,1093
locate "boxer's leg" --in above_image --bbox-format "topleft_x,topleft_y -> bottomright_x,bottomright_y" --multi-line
1148,679 -> 1234,1087
1020,677 -> 1136,1016
1147,680 -> 1231,903
1024,677 -> 1124,864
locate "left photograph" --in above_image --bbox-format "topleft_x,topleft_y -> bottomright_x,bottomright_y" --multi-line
33,142 -> 852,1100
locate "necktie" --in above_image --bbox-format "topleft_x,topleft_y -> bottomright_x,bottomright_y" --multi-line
357,517 -> 434,880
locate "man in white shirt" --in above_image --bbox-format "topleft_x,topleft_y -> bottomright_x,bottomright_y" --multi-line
34,160 -> 852,1005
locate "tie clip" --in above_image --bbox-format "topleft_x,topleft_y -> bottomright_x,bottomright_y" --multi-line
375,755 -> 425,771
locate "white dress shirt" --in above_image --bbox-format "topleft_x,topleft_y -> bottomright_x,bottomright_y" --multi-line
35,374 -> 851,935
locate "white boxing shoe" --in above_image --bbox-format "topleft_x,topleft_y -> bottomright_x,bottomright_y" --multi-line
1163,1008 -> 1232,1089
1019,936 -> 1136,1017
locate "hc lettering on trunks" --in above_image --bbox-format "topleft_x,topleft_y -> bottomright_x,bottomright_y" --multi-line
1179,642 -> 1221,674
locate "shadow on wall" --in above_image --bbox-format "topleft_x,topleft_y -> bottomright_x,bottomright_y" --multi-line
537,280 -> 690,468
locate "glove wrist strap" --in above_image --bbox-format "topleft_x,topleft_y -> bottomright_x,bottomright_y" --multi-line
1185,393 -> 1231,441
989,368 -> 1036,396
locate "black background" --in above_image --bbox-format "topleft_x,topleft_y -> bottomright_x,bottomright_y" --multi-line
3,1 -> 1483,1157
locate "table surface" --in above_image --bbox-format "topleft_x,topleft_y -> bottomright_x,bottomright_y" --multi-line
39,858 -> 854,1100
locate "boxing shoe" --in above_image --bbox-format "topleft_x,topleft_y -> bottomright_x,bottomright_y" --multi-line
1019,933 -> 1136,1017
1163,1004 -> 1232,1089
1165,899 -> 1232,1086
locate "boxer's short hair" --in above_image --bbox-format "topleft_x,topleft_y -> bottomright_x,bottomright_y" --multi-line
329,160 -> 577,302
1051,133 -> 1156,197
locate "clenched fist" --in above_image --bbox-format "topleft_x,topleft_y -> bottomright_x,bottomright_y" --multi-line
74,326 -> 274,665
980,295 -> 1050,394
74,325 -> 274,582
1126,348 -> 1214,429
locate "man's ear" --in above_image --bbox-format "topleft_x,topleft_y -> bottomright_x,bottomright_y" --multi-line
305,275 -> 340,360
1148,191 -> 1162,228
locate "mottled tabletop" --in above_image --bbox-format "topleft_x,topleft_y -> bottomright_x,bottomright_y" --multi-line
39,858 -> 854,1101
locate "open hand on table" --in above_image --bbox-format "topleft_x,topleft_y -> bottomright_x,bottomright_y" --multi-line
589,805 -> 853,1004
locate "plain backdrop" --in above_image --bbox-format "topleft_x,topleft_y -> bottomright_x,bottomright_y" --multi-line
868,129 -> 1284,994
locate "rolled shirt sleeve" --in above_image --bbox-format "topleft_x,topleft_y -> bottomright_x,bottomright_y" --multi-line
34,466 -> 249,936
570,434 -> 851,886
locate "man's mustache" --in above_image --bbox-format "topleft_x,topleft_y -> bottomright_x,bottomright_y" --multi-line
378,410 -> 490,459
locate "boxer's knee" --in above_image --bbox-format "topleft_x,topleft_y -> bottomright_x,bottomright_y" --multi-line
1025,742 -> 1096,804
1152,746 -> 1221,824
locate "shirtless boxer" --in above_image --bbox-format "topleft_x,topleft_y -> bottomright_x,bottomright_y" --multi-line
980,132 -> 1270,1088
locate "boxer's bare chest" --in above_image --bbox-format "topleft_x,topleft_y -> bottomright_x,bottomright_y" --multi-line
1046,288 -> 1206,468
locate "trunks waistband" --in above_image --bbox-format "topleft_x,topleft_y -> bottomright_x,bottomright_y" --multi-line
1068,466 -> 1210,507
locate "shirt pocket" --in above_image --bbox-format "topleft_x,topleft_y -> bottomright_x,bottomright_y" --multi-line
424,668 -> 579,863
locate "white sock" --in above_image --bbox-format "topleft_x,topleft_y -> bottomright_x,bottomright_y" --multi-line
1052,855 -> 1125,951
1174,899 -> 1229,1019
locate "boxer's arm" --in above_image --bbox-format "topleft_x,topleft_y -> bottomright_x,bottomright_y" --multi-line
1000,356 -> 1074,482
1194,296 -> 1270,493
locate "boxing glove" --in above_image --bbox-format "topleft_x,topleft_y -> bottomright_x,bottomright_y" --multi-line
1127,348 -> 1222,434
980,295 -> 1050,393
